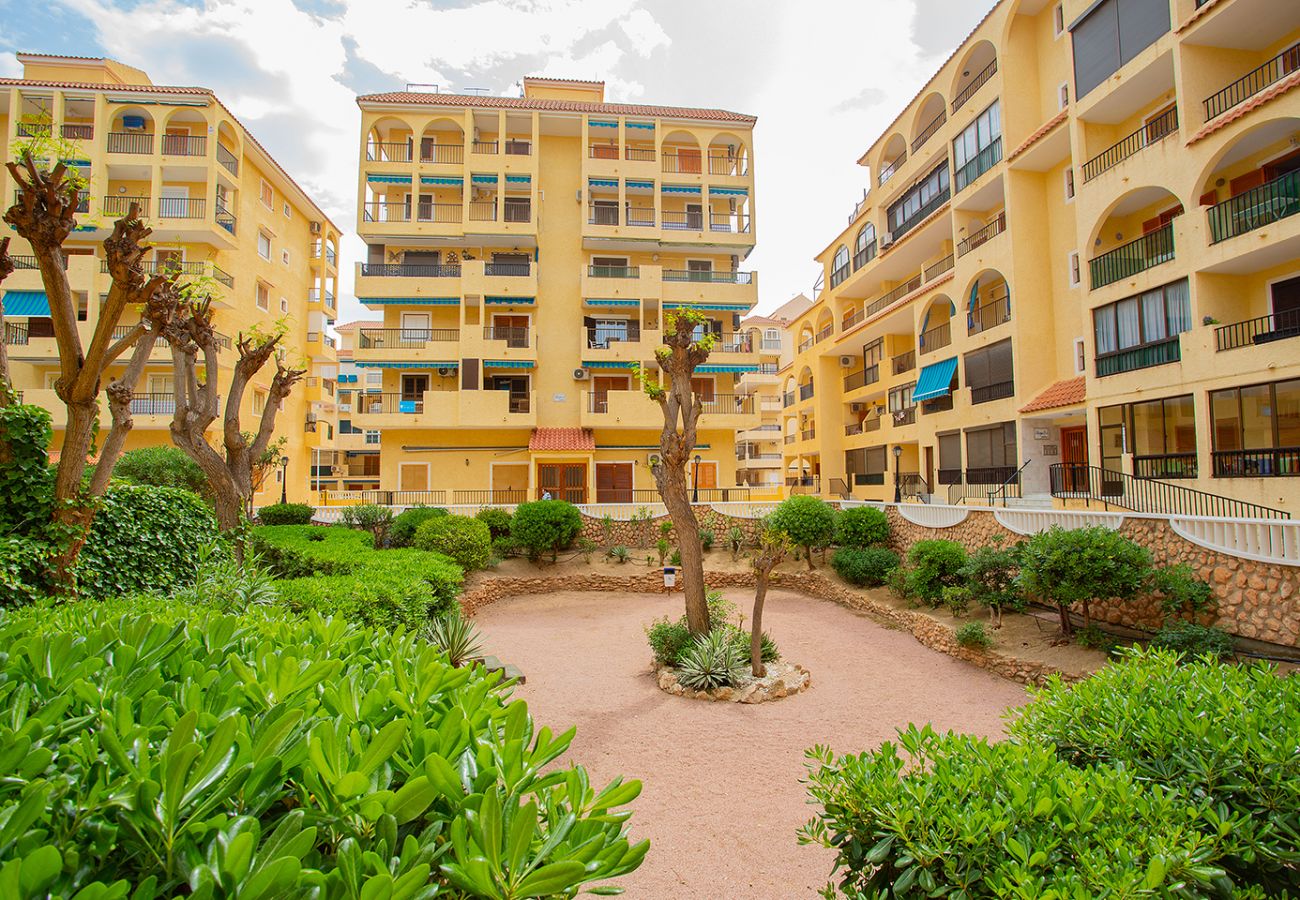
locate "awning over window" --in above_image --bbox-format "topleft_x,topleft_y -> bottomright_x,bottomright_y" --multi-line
354,361 -> 458,369
3,291 -> 50,316
484,359 -> 534,369
664,301 -> 750,312
588,178 -> 618,189
584,298 -> 640,307
366,174 -> 411,185
505,174 -> 531,184
709,186 -> 748,196
484,296 -> 534,305
589,119 -> 618,128
421,175 -> 462,186
625,179 -> 654,191
582,360 -> 637,369
471,174 -> 498,184
912,357 -> 959,402
363,297 -> 459,306
696,364 -> 759,374
661,184 -> 700,194
625,121 -> 655,130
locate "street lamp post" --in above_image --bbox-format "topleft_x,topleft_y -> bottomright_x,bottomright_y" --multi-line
692,454 -> 701,504
280,455 -> 290,505
892,445 -> 902,503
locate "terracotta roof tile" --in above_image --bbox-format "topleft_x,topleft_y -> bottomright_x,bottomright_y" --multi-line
0,76 -> 209,95
1020,376 -> 1086,413
524,76 -> 605,86
1008,109 -> 1068,162
1188,71 -> 1300,145
357,90 -> 756,124
529,427 -> 596,452
1176,0 -> 1224,33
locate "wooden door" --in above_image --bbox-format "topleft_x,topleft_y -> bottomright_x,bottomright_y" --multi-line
1060,426 -> 1088,493
923,446 -> 934,493
399,464 -> 428,491
596,462 -> 633,503
400,374 -> 428,413
537,463 -> 586,503
693,461 -> 717,490
491,314 -> 529,348
592,375 -> 628,413
678,147 -> 701,173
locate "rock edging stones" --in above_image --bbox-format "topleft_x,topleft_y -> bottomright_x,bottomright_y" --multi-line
654,661 -> 812,703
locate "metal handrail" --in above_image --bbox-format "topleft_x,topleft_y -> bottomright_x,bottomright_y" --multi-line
1206,169 -> 1300,244
358,328 -> 460,348
1082,107 -> 1177,181
952,57 -> 997,112
987,459 -> 1030,506
1215,308 -> 1300,351
953,137 -> 1002,192
1049,463 -> 1290,520
360,263 -> 461,278
1204,42 -> 1300,121
956,211 -> 1006,257
662,269 -> 753,284
912,110 -> 947,154
1088,222 -> 1174,289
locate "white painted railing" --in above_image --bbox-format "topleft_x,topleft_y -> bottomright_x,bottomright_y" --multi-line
994,509 -> 1123,536
896,505 -> 969,528
707,502 -> 780,519
1170,517 -> 1300,567
576,503 -> 667,521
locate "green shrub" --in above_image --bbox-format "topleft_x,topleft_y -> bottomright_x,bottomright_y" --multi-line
609,545 -> 630,564
339,503 -> 393,546
253,525 -> 375,577
676,628 -> 747,690
830,547 -> 900,587
0,536 -> 52,606
669,548 -> 682,567
727,525 -> 745,557
902,539 -> 967,606
961,540 -> 1025,626
414,514 -> 492,571
0,597 -> 648,897
700,528 -> 715,551
769,495 -> 836,569
1074,623 -> 1121,653
1011,649 -> 1298,890
171,539 -> 279,612
257,502 -> 315,526
726,628 -> 780,664
511,499 -> 582,562
1018,525 -> 1151,634
0,402 -> 53,536
110,445 -> 209,498
834,505 -> 889,548
941,584 -> 971,617
1148,563 -> 1215,620
388,506 -> 448,548
475,506 -> 513,540
646,616 -> 692,666
1150,621 -> 1234,659
955,621 -> 991,649
74,484 -> 219,600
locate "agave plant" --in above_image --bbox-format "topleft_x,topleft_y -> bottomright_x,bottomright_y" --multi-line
676,629 -> 747,691
426,613 -> 485,667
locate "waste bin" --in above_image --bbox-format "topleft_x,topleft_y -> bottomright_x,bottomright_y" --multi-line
663,566 -> 677,588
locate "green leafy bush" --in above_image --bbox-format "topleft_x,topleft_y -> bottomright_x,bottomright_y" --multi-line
75,484 -> 220,600
0,402 -> 53,536
1011,649 -> 1298,890
769,495 -> 836,569
511,499 -> 582,562
699,528 -> 715,551
727,525 -> 745,557
257,502 -> 315,526
902,539 -> 968,606
171,539 -> 279,612
413,514 -> 492,571
389,506 -> 448,548
1150,621 -> 1234,660
960,540 -> 1025,626
608,545 -> 630,563
1149,562 -> 1215,619
1018,525 -> 1151,634
0,536 -> 51,606
834,505 -> 889,548
0,598 -> 648,897
1074,623 -> 1121,653
475,506 -> 513,540
676,628 -> 747,690
831,547 -> 900,587
339,503 -> 393,547
955,621 -> 991,649
111,445 -> 210,499
941,584 -> 971,617
646,616 -> 692,666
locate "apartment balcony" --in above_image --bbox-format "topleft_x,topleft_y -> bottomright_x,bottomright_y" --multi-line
967,296 -> 1011,337
737,365 -> 779,391
891,350 -> 916,377
659,268 -> 758,311
1081,107 -> 1178,183
1088,223 -> 1174,290
18,388 -> 174,431
969,380 -> 1015,405
581,207 -> 754,251
919,321 -> 951,355
1206,170 -> 1300,245
351,389 -> 535,429
738,422 -> 783,442
1203,42 -> 1300,123
305,330 -> 338,360
953,137 -> 1002,194
355,259 -> 537,305
581,389 -> 755,429
1215,309 -> 1300,352
843,364 -> 881,394
1096,335 -> 1181,377
361,196 -> 536,241
735,452 -> 781,470
465,259 -> 537,301
581,324 -> 658,364
956,212 -> 1006,258
475,324 -> 537,362
355,326 -> 461,363
952,58 -> 997,113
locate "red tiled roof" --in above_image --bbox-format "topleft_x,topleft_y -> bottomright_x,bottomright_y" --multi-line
1188,71 -> 1300,145
333,320 -> 380,332
524,76 -> 605,86
1020,376 -> 1086,413
1176,0 -> 1224,33
0,76 -> 208,95
1008,109 -> 1068,162
529,427 -> 596,452
357,90 -> 756,124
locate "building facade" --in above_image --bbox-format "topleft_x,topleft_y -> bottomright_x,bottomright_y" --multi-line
785,0 -> 1300,516
0,54 -> 342,505
349,77 -> 758,505
735,293 -> 811,496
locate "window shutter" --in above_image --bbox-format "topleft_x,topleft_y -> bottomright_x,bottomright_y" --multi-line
1116,0 -> 1170,67
1071,0 -> 1120,98
461,359 -> 479,390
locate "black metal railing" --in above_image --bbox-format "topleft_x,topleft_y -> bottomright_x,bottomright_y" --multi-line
1212,448 -> 1300,479
8,255 -> 37,270
957,211 -> 1006,257
217,144 -> 239,176
485,261 -> 531,277
358,328 -> 459,349
662,269 -> 753,284
62,123 -> 94,140
662,210 -> 703,230
968,295 -> 1011,335
892,407 -> 917,426
483,326 -> 530,347
103,195 -> 150,217
873,273 -> 923,315
503,199 -> 531,223
452,490 -> 527,504
4,322 -> 30,345
954,137 -> 1002,192
891,186 -> 950,241
107,132 -> 153,154
129,394 -> 176,415
1049,463 -> 1290,519
986,460 -> 1028,506
335,490 -> 450,506
158,197 -> 206,219
912,110 -> 947,153
367,141 -> 411,162
892,350 -> 916,376
215,205 -> 237,236
415,202 -> 465,224
919,321 -> 951,353
899,473 -> 930,501
830,263 -> 850,288
783,391 -> 795,408
360,263 -> 461,278
878,154 -> 905,186
1206,170 -> 1300,244
799,382 -> 815,401
970,380 -> 1015,404
1134,452 -> 1198,480
816,324 -> 833,343
925,254 -> 954,281
586,325 -> 641,347
952,58 -> 997,112
421,144 -> 464,164
1082,107 -> 1178,182
1204,43 -> 1300,121
922,394 -> 954,414
588,264 -> 639,279
854,473 -> 885,487
1089,222 -> 1174,289
844,365 -> 880,392
1096,336 -> 1181,377
161,134 -> 207,156
843,307 -> 866,330
1215,308 -> 1300,351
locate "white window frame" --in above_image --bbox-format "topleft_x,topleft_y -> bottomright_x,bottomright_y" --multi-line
282,249 -> 291,266
279,297 -> 289,313
1068,251 -> 1081,288
1058,82 -> 1070,110
257,231 -> 272,261
283,202 -> 291,219
1053,3 -> 1064,37
252,390 -> 267,416
1074,337 -> 1087,373
364,430 -> 381,445
256,282 -> 270,311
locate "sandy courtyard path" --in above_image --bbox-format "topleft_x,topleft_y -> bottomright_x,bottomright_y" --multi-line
472,588 -> 1031,899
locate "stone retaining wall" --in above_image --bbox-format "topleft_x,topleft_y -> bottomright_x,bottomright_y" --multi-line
576,511 -> 767,553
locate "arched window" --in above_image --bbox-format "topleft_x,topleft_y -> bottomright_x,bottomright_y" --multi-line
833,245 -> 849,271
856,223 -> 875,252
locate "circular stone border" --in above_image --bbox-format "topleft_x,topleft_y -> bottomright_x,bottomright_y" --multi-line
654,661 -> 811,703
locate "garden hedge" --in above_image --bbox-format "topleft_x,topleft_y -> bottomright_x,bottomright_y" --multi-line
510,500 -> 582,562
413,514 -> 493,571
389,506 -> 448,548
257,502 -> 316,526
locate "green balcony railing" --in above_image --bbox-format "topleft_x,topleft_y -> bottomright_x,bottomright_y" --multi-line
1095,335 -> 1180,377
1206,170 -> 1300,244
1088,222 -> 1174,289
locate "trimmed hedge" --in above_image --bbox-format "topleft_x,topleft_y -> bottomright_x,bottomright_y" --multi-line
389,506 -> 448,548
830,547 -> 900,587
413,514 -> 492,571
511,500 -> 582,561
257,502 -> 315,526
110,445 -> 210,498
834,505 -> 889,548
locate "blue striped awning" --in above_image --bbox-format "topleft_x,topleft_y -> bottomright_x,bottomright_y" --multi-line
355,361 -> 458,369
588,178 -> 618,188
625,179 -> 653,190
589,119 -> 618,128
664,301 -> 751,312
471,174 -> 498,184
421,175 -> 462,186
583,360 -> 637,369
709,186 -> 748,196
506,174 -> 530,184
696,364 -> 759,374
61,158 -> 91,169
484,359 -> 534,369
912,357 -> 959,402
626,121 -> 654,130
3,291 -> 50,316
363,297 -> 460,306
485,296 -> 534,305
585,298 -> 640,307
661,184 -> 700,195
367,174 -> 411,185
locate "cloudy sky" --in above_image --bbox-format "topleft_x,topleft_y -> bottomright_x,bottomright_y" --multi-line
0,0 -> 991,322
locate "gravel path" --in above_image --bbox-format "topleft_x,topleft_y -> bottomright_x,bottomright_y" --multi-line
473,588 -> 1030,899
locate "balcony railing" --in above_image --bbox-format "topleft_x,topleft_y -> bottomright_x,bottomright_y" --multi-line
815,324 -> 833,343
661,153 -> 703,174
354,393 -> 432,415
1212,448 -> 1300,478
919,321 -> 951,353
472,140 -> 498,155
453,489 -> 528,504
1134,452 -> 1198,480
799,382 -> 815,401
100,259 -> 205,277
970,380 -> 1014,404
588,265 -> 639,278
1050,463 -> 1289,520
158,197 -> 206,220
504,140 -> 531,156
912,110 -> 947,154
161,134 -> 207,157
1088,222 -> 1174,289
483,326 -> 530,347
708,153 -> 747,176
468,201 -> 496,222
954,137 -> 1002,192
215,205 -> 237,236
662,269 -> 753,284
801,429 -> 817,441
957,211 -> 1006,257
967,295 -> 1010,336
662,210 -> 703,230
892,350 -> 916,376
360,263 -> 461,278
843,307 -> 866,330
1204,43 -> 1300,121
4,322 -> 29,345
129,394 -> 176,415
503,199 -> 531,223
588,206 -> 619,226
952,58 -> 997,112
697,394 -> 755,415
367,142 -> 411,162
61,123 -> 93,140
891,185 -> 950,242
586,325 -> 641,347
1215,308 -> 1300,351
625,147 -> 656,162
213,265 -> 234,288
853,240 -> 877,271
878,154 -> 905,187
843,365 -> 880,392
485,261 -> 530,277
871,273 -> 923,318
217,144 -> 239,176
1082,107 -> 1178,182
1206,170 -> 1300,244
784,434 -> 796,444
358,328 -> 459,349
922,394 -> 954,413
1096,336 -> 1181,377
107,132 -> 152,154
415,202 -> 464,224
421,144 -> 464,164
8,255 -> 37,270
626,208 -> 655,227
103,195 -> 150,217
924,254 -> 954,281
667,332 -> 752,353
798,336 -> 814,353
783,391 -> 795,408
830,264 -> 850,288
710,213 -> 751,233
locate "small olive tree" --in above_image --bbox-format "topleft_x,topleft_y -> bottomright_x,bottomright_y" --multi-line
749,525 -> 790,677
1017,525 -> 1151,636
769,495 -> 836,571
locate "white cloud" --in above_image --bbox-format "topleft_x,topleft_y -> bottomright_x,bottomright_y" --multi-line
620,8 -> 670,56
0,53 -> 20,79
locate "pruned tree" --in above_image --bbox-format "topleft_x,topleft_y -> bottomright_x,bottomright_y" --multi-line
164,299 -> 303,549
0,237 -> 17,405
3,150 -> 180,585
749,524 -> 790,677
638,309 -> 714,635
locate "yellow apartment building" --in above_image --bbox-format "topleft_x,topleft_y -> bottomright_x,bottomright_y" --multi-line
0,54 -> 343,506
348,77 -> 759,505
735,293 -> 811,495
785,0 -> 1300,518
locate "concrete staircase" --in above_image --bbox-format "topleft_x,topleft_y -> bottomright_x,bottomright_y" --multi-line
1000,493 -> 1054,510
477,655 -> 526,684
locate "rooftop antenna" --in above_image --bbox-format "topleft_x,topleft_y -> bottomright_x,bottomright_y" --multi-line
406,83 -> 439,93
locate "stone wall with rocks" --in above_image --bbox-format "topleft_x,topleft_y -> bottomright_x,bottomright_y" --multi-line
881,507 -> 1300,648
576,510 -> 768,552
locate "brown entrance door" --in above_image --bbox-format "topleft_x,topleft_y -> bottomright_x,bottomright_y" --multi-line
923,446 -> 934,493
1271,274 -> 1300,333
592,375 -> 628,413
596,462 -> 633,503
491,314 -> 529,348
537,463 -> 587,503
1060,426 -> 1088,493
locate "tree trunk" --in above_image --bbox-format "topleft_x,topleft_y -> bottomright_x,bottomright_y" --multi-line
751,571 -> 769,677
805,543 -> 814,571
658,462 -> 708,633
1057,602 -> 1074,637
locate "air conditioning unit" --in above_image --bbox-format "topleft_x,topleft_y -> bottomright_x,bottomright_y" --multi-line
850,402 -> 864,413
338,403 -> 352,412
436,366 -> 454,377
310,221 -> 322,235
646,452 -> 661,468
880,231 -> 895,250
839,355 -> 855,367
572,367 -> 590,380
